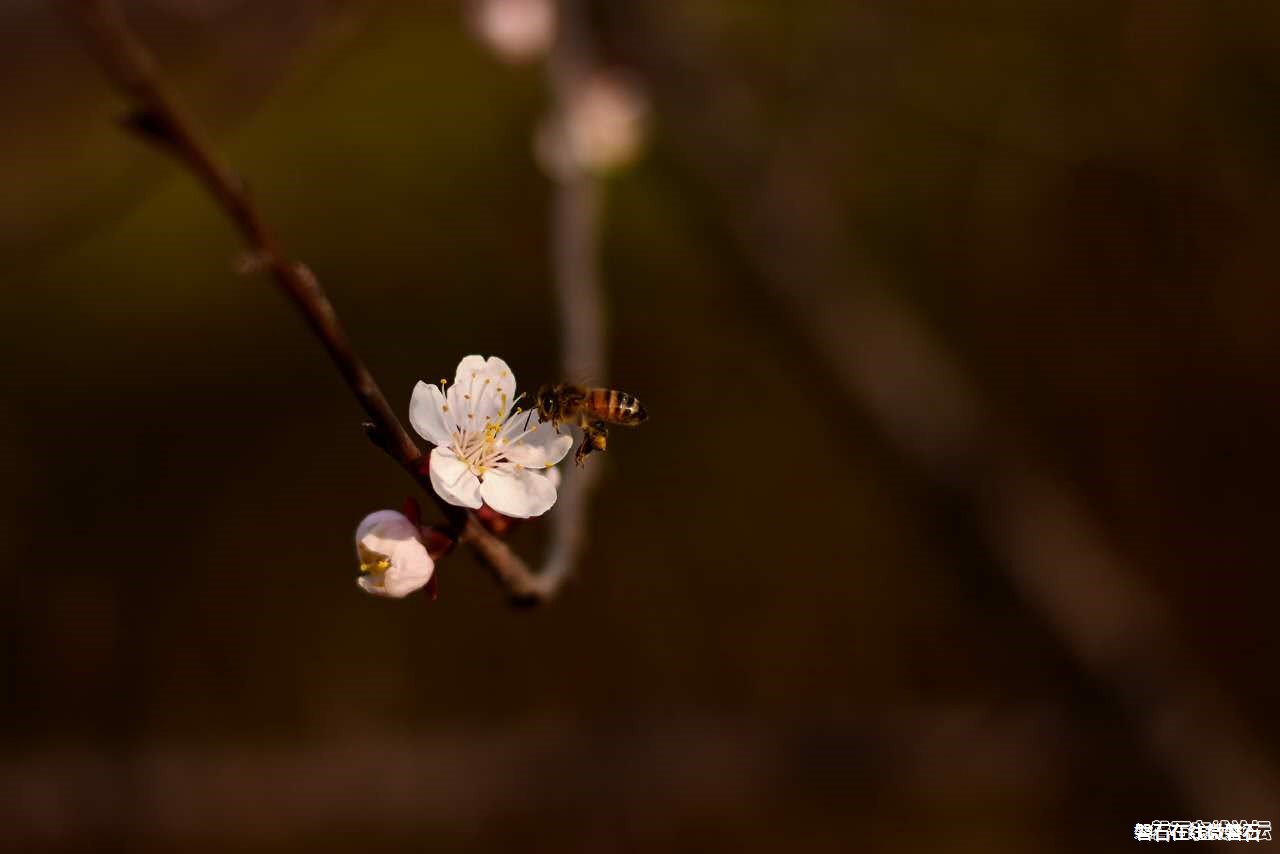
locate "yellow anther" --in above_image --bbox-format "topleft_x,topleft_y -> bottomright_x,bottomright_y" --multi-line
442,404 -> 450,412
359,558 -> 391,574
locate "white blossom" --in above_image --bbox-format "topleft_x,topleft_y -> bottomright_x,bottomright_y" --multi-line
355,510 -> 435,598
410,355 -> 572,519
468,0 -> 556,65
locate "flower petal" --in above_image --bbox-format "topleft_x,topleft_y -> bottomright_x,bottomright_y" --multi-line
385,539 -> 435,596
503,417 -> 574,467
409,382 -> 452,447
357,537 -> 434,598
471,376 -> 504,426
445,383 -> 469,434
357,576 -> 385,596
442,354 -> 522,438
429,448 -> 483,509
453,355 -> 489,387
476,356 -> 519,423
480,467 -> 558,518
482,356 -> 517,397
357,510 -> 418,556
451,357 -> 506,429
483,358 -> 519,422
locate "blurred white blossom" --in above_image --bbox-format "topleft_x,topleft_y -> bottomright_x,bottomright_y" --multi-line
355,510 -> 435,598
410,355 -> 572,518
537,71 -> 649,176
467,0 -> 556,64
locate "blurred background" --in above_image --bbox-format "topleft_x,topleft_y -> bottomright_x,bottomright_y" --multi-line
3,0 -> 1280,850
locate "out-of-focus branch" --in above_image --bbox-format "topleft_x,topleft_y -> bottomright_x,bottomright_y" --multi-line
68,0 -> 550,604
549,1 -> 605,384
529,0 -> 606,599
619,1 -> 1280,814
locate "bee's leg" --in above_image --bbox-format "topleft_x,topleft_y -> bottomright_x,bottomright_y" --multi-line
575,422 -> 609,466
589,421 -> 609,454
571,414 -> 591,464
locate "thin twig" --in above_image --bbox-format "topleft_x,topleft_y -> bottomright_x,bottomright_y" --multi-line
68,0 -> 549,604
530,0 -> 606,598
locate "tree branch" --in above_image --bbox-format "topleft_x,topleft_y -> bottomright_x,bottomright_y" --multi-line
532,0 -> 606,599
68,0 -> 550,604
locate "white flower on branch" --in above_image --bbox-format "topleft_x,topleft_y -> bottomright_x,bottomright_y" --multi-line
537,71 -> 650,177
410,355 -> 573,519
467,0 -> 556,65
355,510 -> 435,598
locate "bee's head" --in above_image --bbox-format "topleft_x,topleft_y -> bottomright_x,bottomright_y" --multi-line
535,384 -> 559,420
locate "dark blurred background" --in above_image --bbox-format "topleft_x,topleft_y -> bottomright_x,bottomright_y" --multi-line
3,1 -> 1280,850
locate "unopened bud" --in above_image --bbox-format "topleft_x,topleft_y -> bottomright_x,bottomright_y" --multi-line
355,510 -> 435,598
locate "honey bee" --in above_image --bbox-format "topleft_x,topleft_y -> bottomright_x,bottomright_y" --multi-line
535,383 -> 648,465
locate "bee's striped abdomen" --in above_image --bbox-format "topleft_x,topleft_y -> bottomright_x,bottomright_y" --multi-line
586,388 -> 648,425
